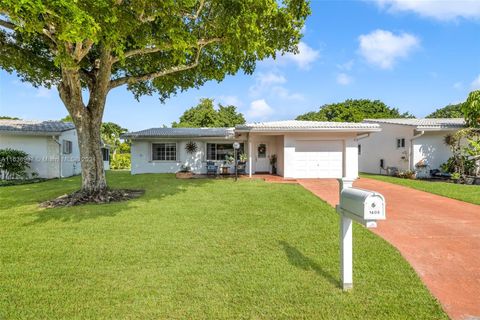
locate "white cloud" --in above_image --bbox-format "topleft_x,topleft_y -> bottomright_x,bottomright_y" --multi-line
35,87 -> 53,98
247,99 -> 274,119
336,73 -> 353,85
216,95 -> 242,107
373,0 -> 480,21
337,60 -> 354,71
249,71 -> 303,101
271,86 -> 305,101
358,29 -> 420,69
453,82 -> 463,90
277,41 -> 320,70
471,75 -> 480,89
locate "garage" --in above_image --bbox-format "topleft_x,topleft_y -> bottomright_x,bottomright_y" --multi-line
293,140 -> 343,178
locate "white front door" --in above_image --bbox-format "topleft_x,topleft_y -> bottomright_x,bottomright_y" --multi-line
255,143 -> 270,172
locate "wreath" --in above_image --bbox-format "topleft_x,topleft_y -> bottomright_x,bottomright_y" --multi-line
185,141 -> 198,154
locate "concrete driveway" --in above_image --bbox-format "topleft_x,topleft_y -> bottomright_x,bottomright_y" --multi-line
298,177 -> 480,320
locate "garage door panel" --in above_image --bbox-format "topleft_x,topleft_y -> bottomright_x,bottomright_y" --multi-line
294,140 -> 343,178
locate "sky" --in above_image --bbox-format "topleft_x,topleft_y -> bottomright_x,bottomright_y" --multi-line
1,0 -> 480,131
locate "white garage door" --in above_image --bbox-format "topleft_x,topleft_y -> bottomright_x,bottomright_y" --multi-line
294,140 -> 343,178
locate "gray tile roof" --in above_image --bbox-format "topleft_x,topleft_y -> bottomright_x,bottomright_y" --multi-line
0,120 -> 75,134
363,118 -> 465,130
121,127 -> 235,139
236,120 -> 380,132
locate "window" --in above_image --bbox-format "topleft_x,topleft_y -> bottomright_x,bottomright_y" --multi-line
101,148 -> 110,162
358,144 -> 362,155
152,143 -> 177,161
257,144 -> 267,158
206,143 -> 244,161
63,140 -> 72,154
396,138 -> 405,148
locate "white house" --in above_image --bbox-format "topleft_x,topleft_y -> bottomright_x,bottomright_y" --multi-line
122,120 -> 381,179
359,118 -> 465,177
0,119 -> 110,179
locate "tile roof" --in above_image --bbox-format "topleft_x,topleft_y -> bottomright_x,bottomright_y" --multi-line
0,120 -> 75,134
121,127 -> 235,139
363,118 -> 465,130
235,120 -> 381,132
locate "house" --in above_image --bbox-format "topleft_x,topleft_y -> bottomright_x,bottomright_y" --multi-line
359,118 -> 465,177
122,120 -> 381,178
0,119 -> 110,179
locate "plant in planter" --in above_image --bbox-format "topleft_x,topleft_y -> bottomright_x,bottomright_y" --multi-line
239,153 -> 248,163
269,154 -> 277,175
176,164 -> 193,179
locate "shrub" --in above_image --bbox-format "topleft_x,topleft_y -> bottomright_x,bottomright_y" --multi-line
0,148 -> 30,180
397,170 -> 416,179
110,153 -> 131,170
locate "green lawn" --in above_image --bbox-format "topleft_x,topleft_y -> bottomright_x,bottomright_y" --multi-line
361,173 -> 480,205
0,172 -> 446,319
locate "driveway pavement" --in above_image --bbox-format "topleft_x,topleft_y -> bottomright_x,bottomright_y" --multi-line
297,177 -> 480,320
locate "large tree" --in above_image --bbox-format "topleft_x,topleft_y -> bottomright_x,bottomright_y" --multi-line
172,98 -> 245,127
0,0 -> 309,195
464,90 -> 480,128
296,99 -> 414,122
426,103 -> 464,118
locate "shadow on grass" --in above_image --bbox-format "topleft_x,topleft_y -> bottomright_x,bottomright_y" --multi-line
279,241 -> 339,287
22,174 -> 214,225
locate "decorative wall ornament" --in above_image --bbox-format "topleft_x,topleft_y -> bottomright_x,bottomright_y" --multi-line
185,141 -> 198,154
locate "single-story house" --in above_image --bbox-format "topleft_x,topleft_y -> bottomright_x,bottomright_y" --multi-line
0,119 -> 110,179
359,118 -> 465,177
122,120 -> 381,179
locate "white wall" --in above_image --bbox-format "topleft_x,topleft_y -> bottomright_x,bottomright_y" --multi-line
359,124 -> 413,174
0,134 -> 57,178
130,139 -> 246,175
275,135 -> 284,176
59,129 -> 81,177
413,132 -> 453,176
248,135 -> 278,173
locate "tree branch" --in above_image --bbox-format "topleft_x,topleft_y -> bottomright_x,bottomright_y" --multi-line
109,46 -> 204,89
111,37 -> 222,64
184,0 -> 205,20
0,19 -> 16,30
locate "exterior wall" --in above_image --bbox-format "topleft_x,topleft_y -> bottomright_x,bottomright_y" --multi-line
275,135 -> 285,176
130,139 -> 246,175
0,134 -> 57,178
359,124 -> 414,174
413,132 -> 453,177
59,129 -> 81,177
248,135 -> 278,173
283,132 -> 358,179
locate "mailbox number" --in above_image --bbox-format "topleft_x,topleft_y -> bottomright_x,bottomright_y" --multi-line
369,202 -> 381,215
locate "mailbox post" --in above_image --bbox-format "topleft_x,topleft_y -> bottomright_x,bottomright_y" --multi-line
336,178 -> 386,291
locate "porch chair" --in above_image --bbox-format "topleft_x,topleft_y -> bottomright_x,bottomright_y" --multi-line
206,161 -> 218,175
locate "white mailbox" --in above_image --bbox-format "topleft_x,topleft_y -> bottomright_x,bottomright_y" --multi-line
340,188 -> 386,221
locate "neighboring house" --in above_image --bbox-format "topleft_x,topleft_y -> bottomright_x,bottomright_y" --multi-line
0,120 -> 110,179
122,120 -> 380,178
359,118 -> 465,177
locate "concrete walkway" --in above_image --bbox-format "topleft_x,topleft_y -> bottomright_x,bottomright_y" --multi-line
297,177 -> 480,320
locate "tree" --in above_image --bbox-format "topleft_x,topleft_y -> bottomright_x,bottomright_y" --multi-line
296,99 -> 414,122
0,116 -> 20,120
172,98 -> 245,127
101,122 -> 128,155
463,90 -> 480,128
1,0 -> 309,196
426,103 -> 464,118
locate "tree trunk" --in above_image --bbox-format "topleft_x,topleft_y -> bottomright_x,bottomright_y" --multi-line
58,48 -> 112,194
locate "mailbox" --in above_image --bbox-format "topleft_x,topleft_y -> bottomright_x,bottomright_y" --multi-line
340,188 -> 386,221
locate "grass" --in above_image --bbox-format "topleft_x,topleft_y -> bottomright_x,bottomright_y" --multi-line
0,172 -> 447,319
361,173 -> 480,205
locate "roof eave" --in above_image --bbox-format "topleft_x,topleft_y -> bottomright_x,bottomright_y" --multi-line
235,127 -> 381,133
0,130 -> 65,136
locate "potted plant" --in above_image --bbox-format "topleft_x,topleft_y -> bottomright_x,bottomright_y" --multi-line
269,154 -> 277,175
176,164 -> 194,179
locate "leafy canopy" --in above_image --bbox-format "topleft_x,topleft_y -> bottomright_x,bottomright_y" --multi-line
172,98 -> 245,127
427,103 -> 464,118
464,90 -> 480,128
296,99 -> 414,122
0,0 -> 310,101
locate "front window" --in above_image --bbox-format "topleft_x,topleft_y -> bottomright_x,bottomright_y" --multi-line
206,143 -> 244,161
257,144 -> 266,158
63,140 -> 72,154
101,148 -> 110,162
396,138 -> 405,148
152,143 -> 177,161
358,144 -> 362,155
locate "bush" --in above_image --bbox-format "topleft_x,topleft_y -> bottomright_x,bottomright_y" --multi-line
0,148 -> 30,180
397,170 -> 416,179
110,153 -> 131,170
441,156 -> 475,174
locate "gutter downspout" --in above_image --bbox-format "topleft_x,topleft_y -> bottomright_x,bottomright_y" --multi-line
52,136 -> 62,178
409,130 -> 425,171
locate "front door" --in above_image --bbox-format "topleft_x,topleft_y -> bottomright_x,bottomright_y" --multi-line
255,143 -> 269,173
